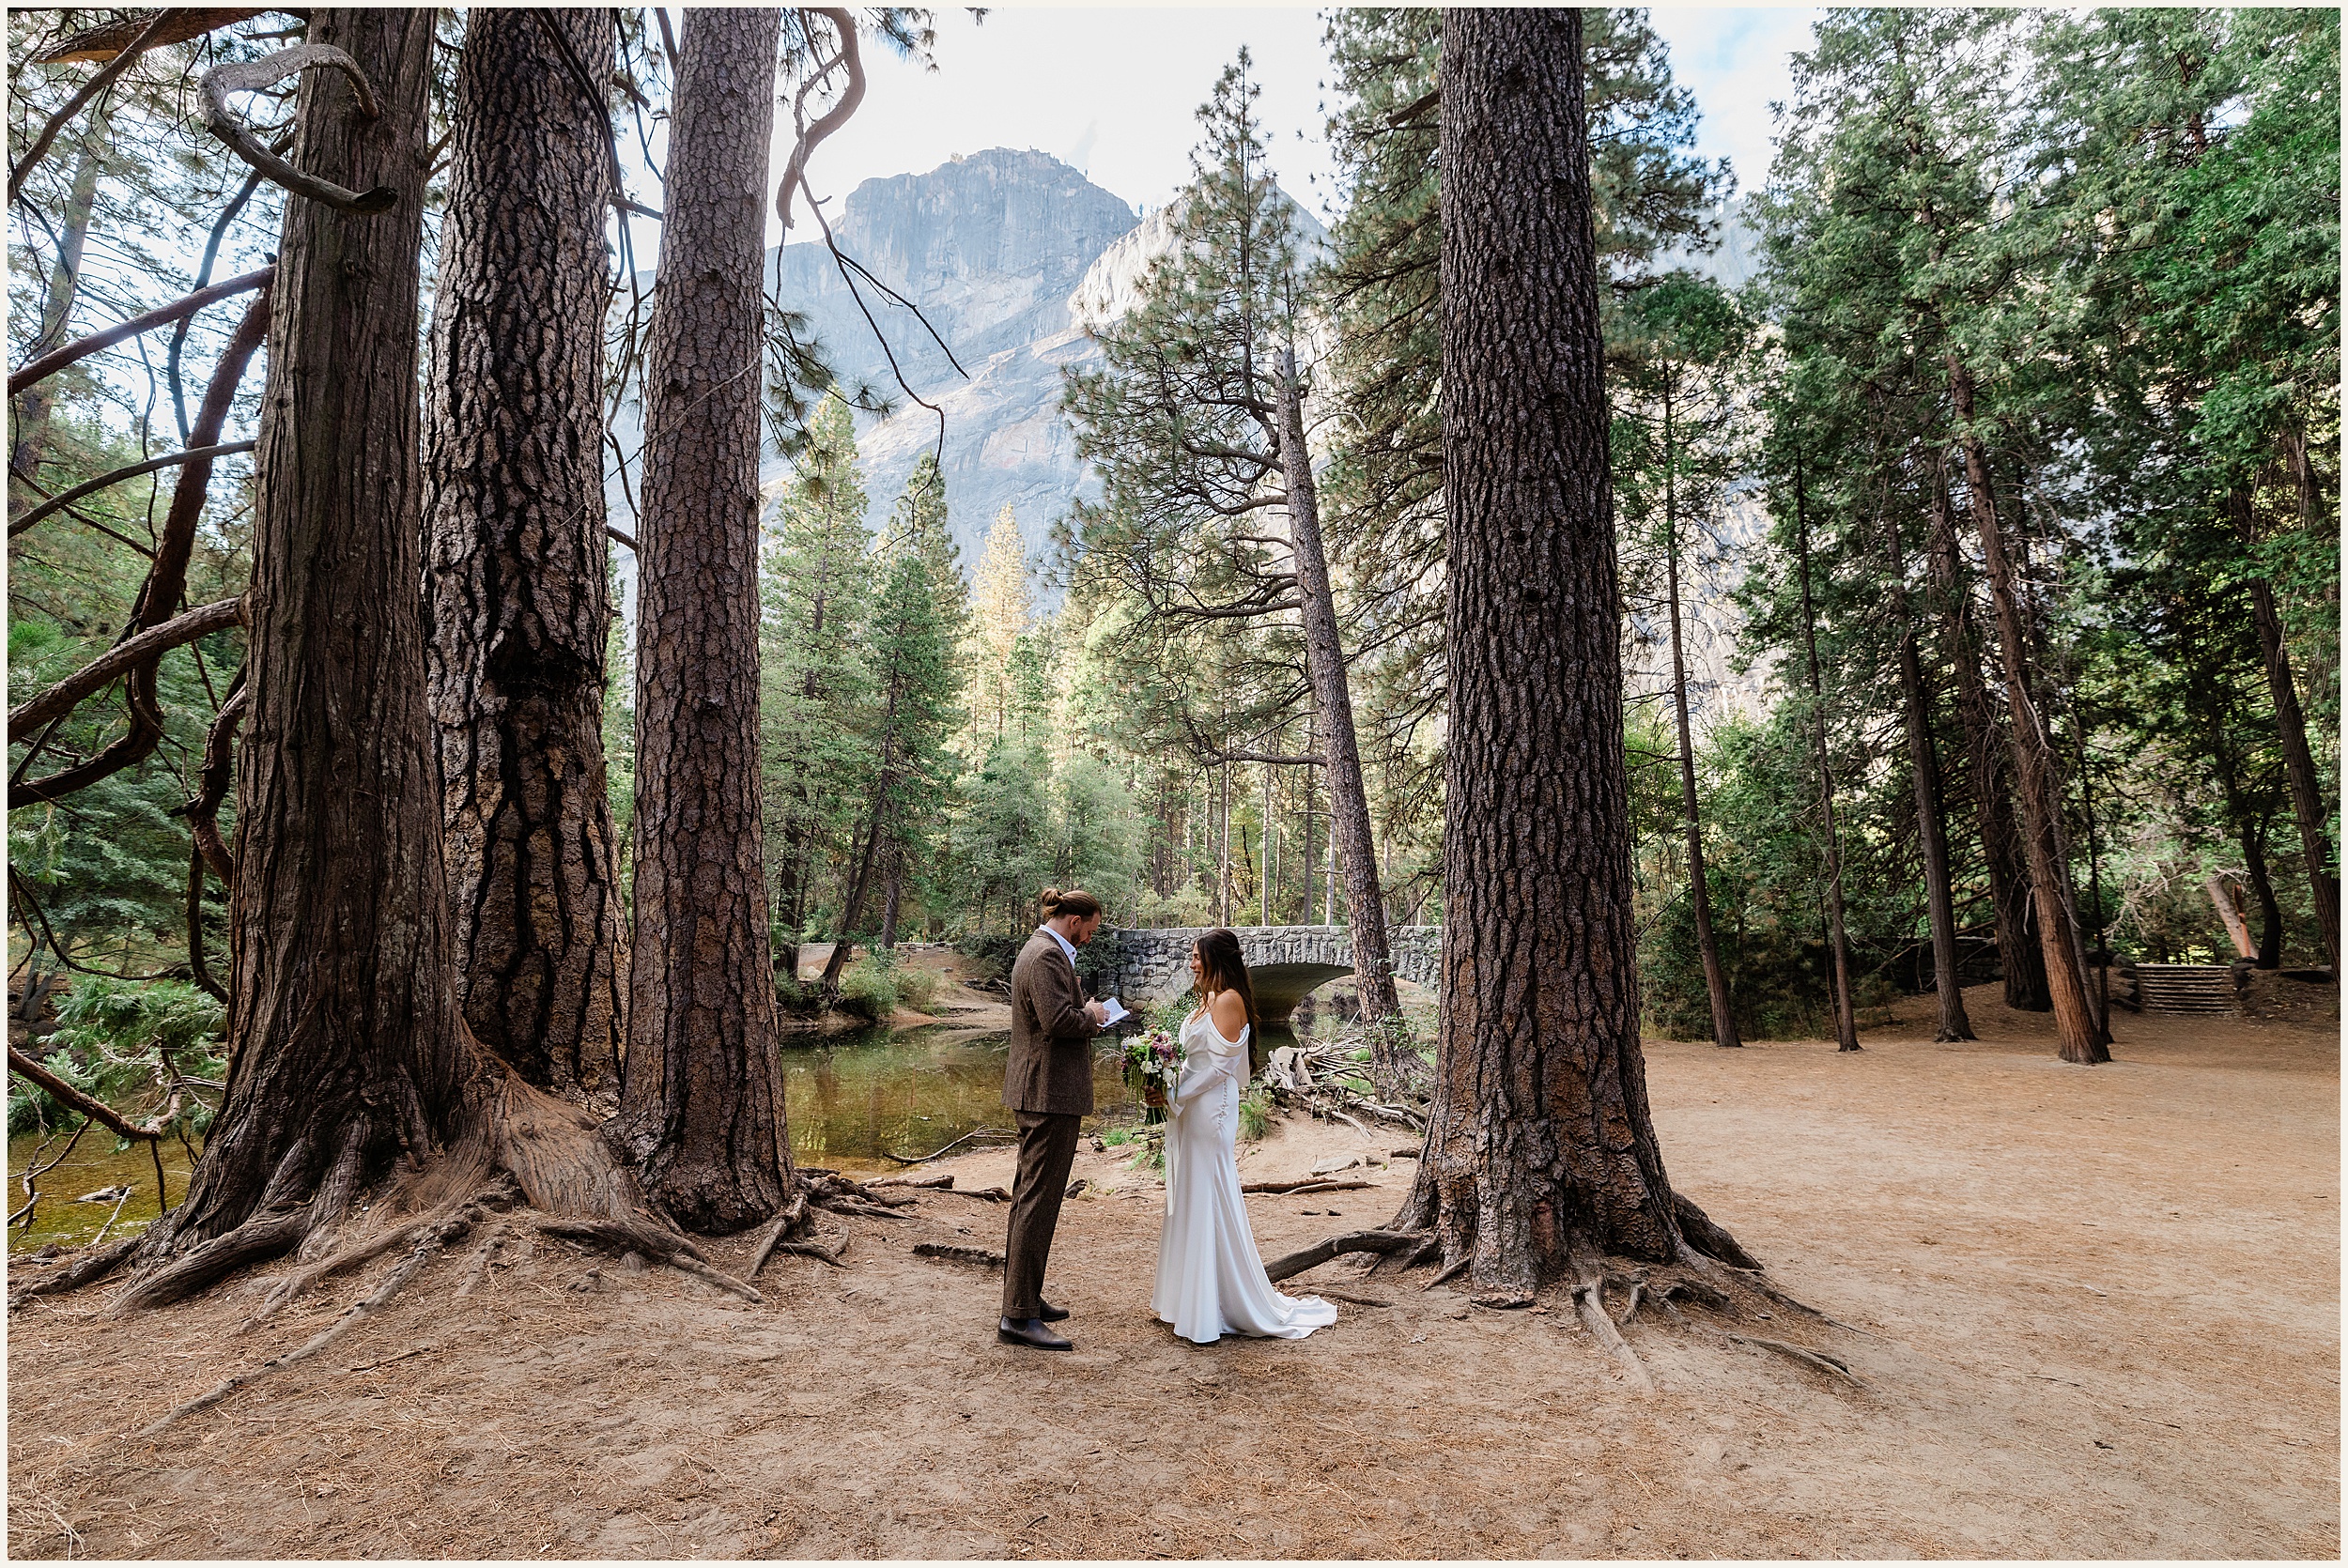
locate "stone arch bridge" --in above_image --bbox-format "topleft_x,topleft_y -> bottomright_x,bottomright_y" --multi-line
1107,926 -> 1442,1023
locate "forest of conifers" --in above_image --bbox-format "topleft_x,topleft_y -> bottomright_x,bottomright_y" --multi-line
12,8 -> 2335,1057
7,1 -> 2338,1164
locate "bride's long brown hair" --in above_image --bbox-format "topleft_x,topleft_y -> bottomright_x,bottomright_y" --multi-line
1193,928 -> 1260,1039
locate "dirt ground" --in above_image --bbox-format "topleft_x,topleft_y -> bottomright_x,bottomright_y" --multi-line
7,982 -> 2338,1559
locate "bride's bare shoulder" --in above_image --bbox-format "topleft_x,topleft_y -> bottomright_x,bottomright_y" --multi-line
1208,988 -> 1248,1040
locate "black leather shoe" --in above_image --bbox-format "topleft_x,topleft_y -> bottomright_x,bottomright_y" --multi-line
1039,1300 -> 1071,1323
997,1315 -> 1073,1351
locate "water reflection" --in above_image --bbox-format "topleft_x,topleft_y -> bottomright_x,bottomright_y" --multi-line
7,1020 -> 1317,1253
8,1127 -> 192,1255
781,1021 -> 1301,1172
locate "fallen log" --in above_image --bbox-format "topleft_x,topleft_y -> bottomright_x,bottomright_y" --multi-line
1262,1227 -> 1429,1284
913,1242 -> 1003,1268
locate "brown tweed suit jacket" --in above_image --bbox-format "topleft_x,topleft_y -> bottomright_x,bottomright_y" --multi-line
1003,930 -> 1099,1115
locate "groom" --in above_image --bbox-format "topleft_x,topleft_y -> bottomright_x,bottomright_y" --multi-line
997,886 -> 1111,1351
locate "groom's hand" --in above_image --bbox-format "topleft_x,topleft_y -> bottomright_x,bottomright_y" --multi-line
1083,998 -> 1109,1030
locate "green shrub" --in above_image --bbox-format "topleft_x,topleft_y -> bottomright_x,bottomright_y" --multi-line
8,976 -> 225,1136
955,931 -> 1027,986
1238,1086 -> 1272,1142
833,951 -> 942,1022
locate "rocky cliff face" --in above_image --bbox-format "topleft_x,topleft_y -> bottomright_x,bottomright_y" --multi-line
762,148 -> 1140,581
615,148 -> 1322,602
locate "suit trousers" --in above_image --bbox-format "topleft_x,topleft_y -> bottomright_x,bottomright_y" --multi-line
1000,1109 -> 1081,1319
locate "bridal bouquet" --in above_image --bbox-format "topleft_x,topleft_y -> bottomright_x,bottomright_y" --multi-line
1122,1030 -> 1183,1124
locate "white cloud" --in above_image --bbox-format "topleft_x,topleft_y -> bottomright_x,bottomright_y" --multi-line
768,7 -> 1337,232
1644,8 -> 1822,195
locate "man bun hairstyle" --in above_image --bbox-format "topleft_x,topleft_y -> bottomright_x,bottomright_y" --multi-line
1039,886 -> 1103,922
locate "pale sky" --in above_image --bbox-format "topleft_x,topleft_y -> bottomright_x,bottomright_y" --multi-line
628,6 -> 1821,251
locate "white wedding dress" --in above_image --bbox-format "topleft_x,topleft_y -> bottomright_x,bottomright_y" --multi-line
1151,1007 -> 1338,1345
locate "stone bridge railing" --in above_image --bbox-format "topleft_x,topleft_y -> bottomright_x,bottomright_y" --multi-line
1108,925 -> 1442,1022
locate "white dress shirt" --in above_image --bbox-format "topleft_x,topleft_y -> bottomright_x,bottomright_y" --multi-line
1036,923 -> 1081,974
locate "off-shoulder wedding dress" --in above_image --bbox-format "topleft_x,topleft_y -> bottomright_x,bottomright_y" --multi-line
1151,1007 -> 1338,1345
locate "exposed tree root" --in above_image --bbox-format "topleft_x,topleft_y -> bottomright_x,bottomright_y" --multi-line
535,1217 -> 760,1302
1423,1254 -> 1473,1291
137,1217 -> 458,1440
8,1234 -> 139,1313
1671,1190 -> 1763,1271
1675,1241 -> 1871,1336
913,1242 -> 1004,1268
109,1203 -> 311,1314
245,1177 -> 520,1327
746,1192 -> 815,1276
1568,1246 -> 1656,1397
796,1167 -> 919,1221
758,1237 -> 846,1271
451,1218 -> 511,1298
1712,1330 -> 1861,1383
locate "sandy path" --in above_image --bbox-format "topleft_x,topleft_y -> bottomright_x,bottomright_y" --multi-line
8,984 -> 2337,1558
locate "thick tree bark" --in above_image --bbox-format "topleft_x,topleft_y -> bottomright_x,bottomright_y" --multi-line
115,9 -> 689,1318
1884,503 -> 1973,1039
615,8 -> 796,1234
1274,348 -> 1406,1082
2235,500 -> 2340,970
1660,380 -> 1740,1049
424,7 -> 626,1105
1926,468 -> 2047,1011
116,8 -> 469,1295
1398,8 -> 1743,1290
1946,359 -> 2107,1064
1793,460 -> 1860,1052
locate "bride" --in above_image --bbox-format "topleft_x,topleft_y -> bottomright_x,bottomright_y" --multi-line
1151,928 -> 1338,1345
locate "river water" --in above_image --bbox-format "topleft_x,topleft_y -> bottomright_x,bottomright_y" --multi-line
8,1021 -> 1299,1253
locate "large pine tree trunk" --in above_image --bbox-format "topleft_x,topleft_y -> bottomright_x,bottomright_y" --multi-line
614,8 -> 796,1234
424,7 -> 626,1105
1398,8 -> 1747,1291
1947,359 -> 2107,1064
1661,387 -> 1739,1049
1274,350 -> 1406,1082
1793,464 -> 1861,1052
1884,505 -> 1974,1040
115,9 -> 471,1301
1926,471 -> 2047,1011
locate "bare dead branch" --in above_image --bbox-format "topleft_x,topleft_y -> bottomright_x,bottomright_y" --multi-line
201,45 -> 399,213
1262,1226 -> 1428,1284
8,266 -> 273,396
8,597 -> 244,739
776,8 -> 864,231
8,10 -> 175,205
34,8 -> 281,64
177,673 -> 247,881
7,1045 -> 165,1142
8,442 -> 256,540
